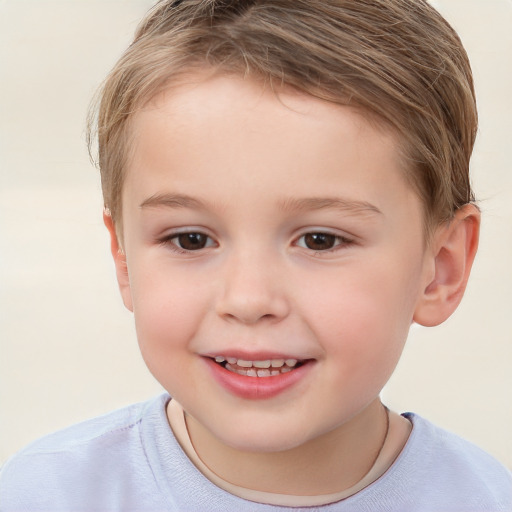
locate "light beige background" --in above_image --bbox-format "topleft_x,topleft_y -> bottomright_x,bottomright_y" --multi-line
1,0 -> 511,469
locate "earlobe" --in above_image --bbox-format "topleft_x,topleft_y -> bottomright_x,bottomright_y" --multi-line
413,204 -> 480,327
103,210 -> 133,312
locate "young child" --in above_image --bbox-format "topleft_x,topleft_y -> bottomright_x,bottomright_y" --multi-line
1,0 -> 511,510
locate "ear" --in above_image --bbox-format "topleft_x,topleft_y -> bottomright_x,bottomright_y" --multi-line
413,204 -> 480,327
103,210 -> 133,312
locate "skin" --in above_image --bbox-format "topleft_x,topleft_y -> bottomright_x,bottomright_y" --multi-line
105,73 -> 480,495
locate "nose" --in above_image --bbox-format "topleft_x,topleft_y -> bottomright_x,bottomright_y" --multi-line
215,250 -> 290,325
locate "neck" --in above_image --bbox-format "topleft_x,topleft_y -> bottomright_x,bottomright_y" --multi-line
184,398 -> 389,496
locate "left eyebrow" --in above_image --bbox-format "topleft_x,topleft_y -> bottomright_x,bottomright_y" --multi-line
279,197 -> 383,217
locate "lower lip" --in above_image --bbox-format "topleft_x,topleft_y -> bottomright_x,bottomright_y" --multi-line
203,357 -> 313,400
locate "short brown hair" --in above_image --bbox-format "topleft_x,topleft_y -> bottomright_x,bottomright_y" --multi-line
89,0 -> 477,236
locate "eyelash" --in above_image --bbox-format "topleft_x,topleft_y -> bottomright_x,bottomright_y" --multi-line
157,231 -> 217,254
157,230 -> 354,255
295,232 -> 354,254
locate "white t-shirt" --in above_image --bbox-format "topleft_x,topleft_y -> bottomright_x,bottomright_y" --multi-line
1,393 -> 511,511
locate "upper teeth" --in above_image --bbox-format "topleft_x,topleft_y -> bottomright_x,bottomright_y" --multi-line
214,356 -> 298,368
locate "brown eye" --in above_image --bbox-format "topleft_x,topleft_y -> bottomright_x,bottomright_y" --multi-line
303,233 -> 337,251
175,233 -> 210,250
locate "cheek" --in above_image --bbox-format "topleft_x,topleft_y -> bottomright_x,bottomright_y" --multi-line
317,292 -> 408,367
302,260 -> 420,378
128,269 -> 206,365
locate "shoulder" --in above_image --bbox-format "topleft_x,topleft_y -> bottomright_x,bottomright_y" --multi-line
14,398 -> 148,452
405,413 -> 510,474
2,396 -> 150,464
0,393 -> 170,511
393,413 -> 512,510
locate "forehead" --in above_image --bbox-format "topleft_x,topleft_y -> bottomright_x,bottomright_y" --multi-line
141,72 -> 394,136
123,73 -> 418,223
131,74 -> 399,164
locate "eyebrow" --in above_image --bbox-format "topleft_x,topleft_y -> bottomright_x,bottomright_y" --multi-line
140,193 -> 206,210
279,197 -> 383,216
139,193 -> 382,217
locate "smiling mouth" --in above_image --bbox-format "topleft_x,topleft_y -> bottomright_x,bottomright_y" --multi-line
211,356 -> 306,377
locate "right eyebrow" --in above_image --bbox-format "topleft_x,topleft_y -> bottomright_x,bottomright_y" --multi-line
139,193 -> 206,210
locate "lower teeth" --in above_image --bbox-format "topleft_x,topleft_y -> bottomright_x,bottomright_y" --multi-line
224,363 -> 294,377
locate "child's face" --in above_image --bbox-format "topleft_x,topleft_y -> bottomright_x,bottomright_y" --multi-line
117,74 -> 433,452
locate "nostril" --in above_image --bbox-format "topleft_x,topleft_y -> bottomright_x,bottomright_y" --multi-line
220,310 -> 281,325
216,269 -> 290,324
